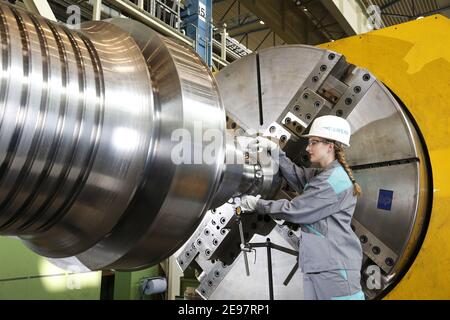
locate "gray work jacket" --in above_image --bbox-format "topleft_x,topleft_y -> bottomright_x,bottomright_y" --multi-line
256,152 -> 363,273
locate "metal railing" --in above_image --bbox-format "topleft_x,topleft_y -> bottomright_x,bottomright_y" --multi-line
128,0 -> 181,30
41,0 -> 253,69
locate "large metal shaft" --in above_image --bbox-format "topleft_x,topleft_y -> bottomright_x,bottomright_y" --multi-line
0,3 -> 273,270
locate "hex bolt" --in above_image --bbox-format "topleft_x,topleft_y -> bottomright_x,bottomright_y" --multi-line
336,109 -> 343,117
269,126 -> 276,133
205,249 -> 211,256
345,98 -> 353,105
285,117 -> 291,124
312,76 -> 319,82
296,126 -> 302,133
314,101 -> 321,108
305,113 -> 312,120
294,105 -> 300,112
360,235 -> 368,243
214,271 -> 220,277
220,217 -> 226,224
212,239 -> 219,246
196,239 -> 202,246
363,73 -> 371,81
185,252 -> 190,257
328,53 -> 335,60
320,65 -> 327,72
280,135 -> 287,143
303,93 -> 309,100
204,229 -> 210,236
220,229 -> 226,235
354,86 -> 361,93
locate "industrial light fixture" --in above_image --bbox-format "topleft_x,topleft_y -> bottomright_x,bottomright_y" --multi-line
260,20 -> 265,25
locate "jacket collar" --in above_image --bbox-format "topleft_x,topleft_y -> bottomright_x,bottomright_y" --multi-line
323,159 -> 340,172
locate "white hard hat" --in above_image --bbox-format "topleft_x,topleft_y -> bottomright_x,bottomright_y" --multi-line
302,115 -> 351,146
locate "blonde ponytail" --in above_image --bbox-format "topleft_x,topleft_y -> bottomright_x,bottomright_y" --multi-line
334,143 -> 362,197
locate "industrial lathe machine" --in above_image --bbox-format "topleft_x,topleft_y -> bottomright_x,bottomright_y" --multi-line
0,2 -> 448,299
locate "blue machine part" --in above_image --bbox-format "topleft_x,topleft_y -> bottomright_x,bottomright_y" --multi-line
181,0 -> 213,67
377,189 -> 394,211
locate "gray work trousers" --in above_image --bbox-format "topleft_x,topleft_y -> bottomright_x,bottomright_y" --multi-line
303,269 -> 365,300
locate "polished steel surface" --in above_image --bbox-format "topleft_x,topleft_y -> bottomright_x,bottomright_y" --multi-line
210,135 -> 250,209
0,4 -> 153,258
353,163 -> 420,267
345,81 -> 419,166
0,3 -> 263,270
216,46 -> 328,133
79,18 -> 228,270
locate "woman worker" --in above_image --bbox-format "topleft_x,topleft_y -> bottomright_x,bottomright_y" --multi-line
240,115 -> 364,300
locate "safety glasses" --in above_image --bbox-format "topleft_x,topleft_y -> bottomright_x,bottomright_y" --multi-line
307,139 -> 331,147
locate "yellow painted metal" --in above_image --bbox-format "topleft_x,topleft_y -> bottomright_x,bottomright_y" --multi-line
319,15 -> 450,299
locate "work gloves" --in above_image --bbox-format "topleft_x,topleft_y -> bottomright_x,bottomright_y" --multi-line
239,195 -> 261,212
256,137 -> 279,152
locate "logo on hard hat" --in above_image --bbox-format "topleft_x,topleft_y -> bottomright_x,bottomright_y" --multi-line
323,126 -> 349,135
